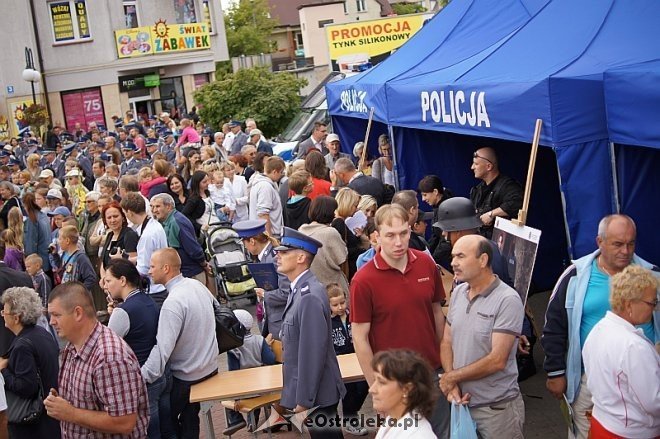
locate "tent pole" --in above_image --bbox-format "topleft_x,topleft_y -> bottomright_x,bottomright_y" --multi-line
609,141 -> 620,213
388,124 -> 399,191
513,118 -> 543,226
359,107 -> 375,172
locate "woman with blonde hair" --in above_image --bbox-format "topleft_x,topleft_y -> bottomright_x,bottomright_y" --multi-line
372,134 -> 395,186
176,117 -> 201,148
358,194 -> 378,218
200,145 -> 217,165
332,187 -> 363,281
26,153 -> 42,180
582,265 -> 660,439
222,160 -> 248,222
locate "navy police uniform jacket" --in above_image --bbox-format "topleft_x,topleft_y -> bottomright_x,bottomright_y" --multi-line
260,243 -> 291,341
280,270 -> 346,409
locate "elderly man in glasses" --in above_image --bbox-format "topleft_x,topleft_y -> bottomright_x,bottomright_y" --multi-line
469,147 -> 523,239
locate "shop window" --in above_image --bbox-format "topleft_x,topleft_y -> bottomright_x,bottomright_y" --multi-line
123,0 -> 139,28
158,77 -> 187,120
356,0 -> 367,12
202,0 -> 214,33
194,73 -> 210,89
174,0 -> 197,24
61,88 -> 105,132
48,0 -> 92,43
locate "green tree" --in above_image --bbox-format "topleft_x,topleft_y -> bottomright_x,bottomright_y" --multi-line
392,3 -> 426,15
224,0 -> 275,57
194,67 -> 307,136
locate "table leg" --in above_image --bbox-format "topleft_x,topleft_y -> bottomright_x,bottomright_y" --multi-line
200,401 -> 215,438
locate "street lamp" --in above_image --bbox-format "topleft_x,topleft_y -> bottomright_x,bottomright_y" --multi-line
22,47 -> 41,103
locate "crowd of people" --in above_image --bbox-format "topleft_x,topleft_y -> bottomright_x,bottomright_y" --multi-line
0,113 -> 655,439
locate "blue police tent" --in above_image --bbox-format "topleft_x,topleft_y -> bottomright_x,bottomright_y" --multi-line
327,0 -> 660,288
326,0 -> 548,158
604,60 -> 660,264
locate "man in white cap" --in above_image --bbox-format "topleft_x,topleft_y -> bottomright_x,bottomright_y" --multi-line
46,188 -> 64,214
324,133 -> 351,171
39,169 -> 61,189
249,129 -> 273,155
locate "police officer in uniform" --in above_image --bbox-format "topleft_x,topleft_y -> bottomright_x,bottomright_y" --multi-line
233,219 -> 290,341
275,227 -> 345,438
119,142 -> 143,175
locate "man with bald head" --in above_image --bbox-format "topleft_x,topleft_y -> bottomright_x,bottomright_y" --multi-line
439,234 -> 525,438
542,214 -> 659,439
469,147 -> 523,239
142,248 -> 219,438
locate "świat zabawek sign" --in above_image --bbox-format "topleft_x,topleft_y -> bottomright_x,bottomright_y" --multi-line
115,20 -> 210,59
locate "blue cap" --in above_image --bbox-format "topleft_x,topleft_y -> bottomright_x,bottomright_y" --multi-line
114,120 -> 123,128
108,132 -> 118,139
161,130 -> 173,137
62,141 -> 77,152
0,150 -> 10,158
79,135 -> 90,142
232,220 -> 266,238
122,142 -> 138,151
228,120 -> 242,128
274,227 -> 323,255
18,126 -> 31,137
8,156 -> 21,166
202,128 -> 213,136
149,115 -> 157,120
28,139 -> 39,145
146,137 -> 158,145
99,153 -> 111,161
40,148 -> 57,155
47,206 -> 72,217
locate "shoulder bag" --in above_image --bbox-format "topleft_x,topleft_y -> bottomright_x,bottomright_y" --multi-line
5,338 -> 45,424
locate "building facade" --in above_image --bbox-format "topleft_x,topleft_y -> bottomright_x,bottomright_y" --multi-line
0,0 -> 228,138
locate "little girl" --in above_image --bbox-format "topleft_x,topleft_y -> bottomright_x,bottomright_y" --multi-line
2,206 -> 26,271
1,229 -> 24,271
327,283 -> 369,436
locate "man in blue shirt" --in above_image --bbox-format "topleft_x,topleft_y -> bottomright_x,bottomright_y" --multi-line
542,214 -> 659,439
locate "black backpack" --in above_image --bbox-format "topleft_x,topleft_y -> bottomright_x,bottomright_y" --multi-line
212,299 -> 246,354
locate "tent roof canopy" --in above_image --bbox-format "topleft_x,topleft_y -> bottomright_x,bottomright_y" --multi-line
329,0 -> 660,147
604,59 -> 660,149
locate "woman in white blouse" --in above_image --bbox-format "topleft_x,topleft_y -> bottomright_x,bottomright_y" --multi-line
371,350 -> 437,438
223,160 -> 248,222
583,265 -> 660,439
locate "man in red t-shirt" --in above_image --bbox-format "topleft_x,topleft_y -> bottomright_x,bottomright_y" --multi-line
350,203 -> 449,438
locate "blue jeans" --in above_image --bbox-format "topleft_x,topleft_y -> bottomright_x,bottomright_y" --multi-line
147,368 -> 176,439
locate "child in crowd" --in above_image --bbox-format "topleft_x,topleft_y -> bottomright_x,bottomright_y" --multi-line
64,168 -> 89,217
25,254 -> 52,309
327,283 -> 369,436
412,210 -> 431,249
0,229 -> 24,271
284,170 -> 312,230
208,170 -> 235,222
356,218 -> 378,270
224,309 -> 276,436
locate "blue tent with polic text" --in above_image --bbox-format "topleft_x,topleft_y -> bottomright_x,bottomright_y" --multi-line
326,0 -> 660,288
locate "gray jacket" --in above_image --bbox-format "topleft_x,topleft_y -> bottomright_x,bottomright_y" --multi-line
280,270 -> 345,409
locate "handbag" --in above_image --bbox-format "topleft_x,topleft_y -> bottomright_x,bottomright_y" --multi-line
5,339 -> 45,425
450,402 -> 478,439
213,299 -> 247,354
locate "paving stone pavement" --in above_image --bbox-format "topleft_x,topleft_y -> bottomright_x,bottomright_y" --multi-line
199,291 -> 565,438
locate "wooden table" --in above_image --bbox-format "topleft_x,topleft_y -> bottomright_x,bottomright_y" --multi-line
190,353 -> 364,437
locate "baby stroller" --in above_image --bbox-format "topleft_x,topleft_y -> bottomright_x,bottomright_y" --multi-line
205,222 -> 257,306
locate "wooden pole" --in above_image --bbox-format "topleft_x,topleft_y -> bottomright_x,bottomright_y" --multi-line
359,107 -> 375,171
512,118 -> 543,227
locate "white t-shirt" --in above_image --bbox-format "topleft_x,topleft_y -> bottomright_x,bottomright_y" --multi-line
0,373 -> 7,411
375,412 -> 436,438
